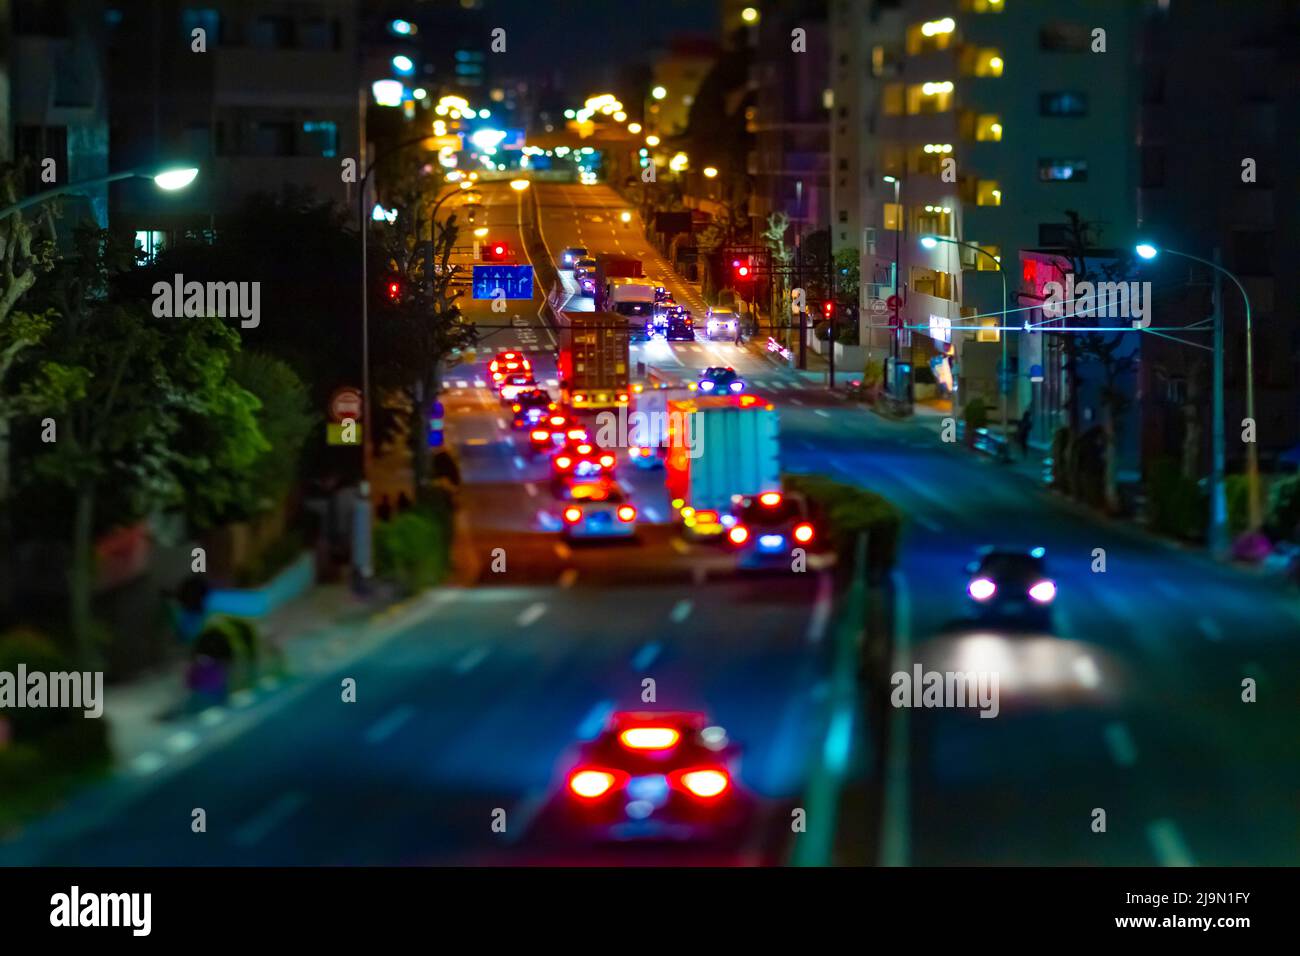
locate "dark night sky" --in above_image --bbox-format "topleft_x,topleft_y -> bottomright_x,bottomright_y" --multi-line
480,0 -> 720,97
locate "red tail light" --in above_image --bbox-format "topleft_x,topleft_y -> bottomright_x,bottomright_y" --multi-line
531,429 -> 549,441
568,769 -> 619,799
599,454 -> 615,468
618,726 -> 676,749
793,522 -> 814,543
675,768 -> 730,799
550,416 -> 567,426
563,506 -> 582,524
617,505 -> 637,523
728,525 -> 749,545
555,456 -> 572,470
696,510 -> 718,524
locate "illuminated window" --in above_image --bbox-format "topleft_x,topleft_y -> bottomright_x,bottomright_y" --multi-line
976,318 -> 1001,342
1040,91 -> 1088,117
975,114 -> 1003,141
906,18 -> 955,55
883,203 -> 903,231
907,81 -> 954,114
1039,158 -> 1088,182
976,180 -> 1002,206
962,0 -> 1004,11
882,83 -> 905,116
976,245 -> 1001,271
965,47 -> 1004,77
910,266 -> 956,301
915,204 -> 953,236
871,44 -> 900,78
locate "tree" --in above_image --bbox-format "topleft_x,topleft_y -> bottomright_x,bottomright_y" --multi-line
762,212 -> 792,342
227,351 -> 316,513
371,180 -> 478,494
1051,211 -> 1138,513
28,227 -> 265,662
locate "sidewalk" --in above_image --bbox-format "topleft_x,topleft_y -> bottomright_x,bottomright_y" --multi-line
103,581 -> 396,776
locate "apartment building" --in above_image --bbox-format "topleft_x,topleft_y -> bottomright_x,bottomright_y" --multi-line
861,0 -> 1140,414
106,0 -> 361,247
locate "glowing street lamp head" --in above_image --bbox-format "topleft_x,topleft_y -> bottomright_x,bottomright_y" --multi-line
742,7 -> 759,23
1135,243 -> 1159,260
882,175 -> 897,184
627,122 -> 642,134
152,167 -> 199,191
510,179 -> 531,191
391,55 -> 415,76
920,236 -> 939,249
619,211 -> 632,222
703,166 -> 718,179
645,134 -> 661,147
651,86 -> 667,100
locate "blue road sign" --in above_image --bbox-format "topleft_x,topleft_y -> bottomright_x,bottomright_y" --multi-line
472,264 -> 534,300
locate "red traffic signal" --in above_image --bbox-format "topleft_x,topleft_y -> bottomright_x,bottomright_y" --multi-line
386,279 -> 402,301
483,240 -> 511,262
823,301 -> 834,318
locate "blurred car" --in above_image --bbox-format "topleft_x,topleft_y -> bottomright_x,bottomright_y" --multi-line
559,711 -> 745,842
561,246 -> 589,268
653,285 -> 675,305
725,490 -> 816,570
697,366 -> 744,394
490,350 -> 531,385
550,434 -> 616,490
510,389 -> 556,429
704,306 -> 739,341
557,479 -> 638,541
574,257 -> 598,278
627,443 -> 665,470
528,413 -> 584,454
664,307 -> 695,341
498,372 -> 537,402
966,546 -> 1057,630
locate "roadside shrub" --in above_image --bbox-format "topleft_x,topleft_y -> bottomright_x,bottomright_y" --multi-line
0,628 -> 80,740
375,488 -> 454,592
784,474 -> 901,582
1265,473 -> 1300,541
1146,457 -> 1205,541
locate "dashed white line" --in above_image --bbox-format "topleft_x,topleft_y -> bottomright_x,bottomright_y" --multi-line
234,792 -> 306,847
644,505 -> 662,522
1146,818 -> 1195,866
669,599 -> 693,623
815,409 -> 831,418
806,572 -> 834,643
1197,616 -> 1223,641
517,602 -> 547,627
525,482 -> 538,497
631,642 -> 662,670
1103,721 -> 1138,767
558,568 -> 578,588
454,647 -> 492,675
365,705 -> 416,743
554,541 -> 572,560
513,455 -> 526,470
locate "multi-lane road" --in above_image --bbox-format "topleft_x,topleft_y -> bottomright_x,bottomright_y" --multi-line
3,179 -> 1295,866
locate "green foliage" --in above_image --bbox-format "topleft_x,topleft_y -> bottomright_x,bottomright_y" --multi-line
784,474 -> 901,581
234,529 -> 306,588
228,351 -> 316,512
0,627 -> 77,739
1225,474 -> 1251,537
374,489 -> 454,593
1146,457 -> 1205,540
1265,473 -> 1300,541
964,396 -> 990,431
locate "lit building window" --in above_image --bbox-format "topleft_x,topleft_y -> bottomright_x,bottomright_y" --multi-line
910,266 -> 956,301
975,114 -> 1003,141
977,180 -> 1002,206
976,245 -> 1001,271
962,0 -> 1004,12
908,81 -> 954,114
883,83 -> 905,116
134,230 -> 166,262
1039,158 -> 1088,182
907,18 -> 956,54
966,48 -> 1004,77
883,202 -> 903,231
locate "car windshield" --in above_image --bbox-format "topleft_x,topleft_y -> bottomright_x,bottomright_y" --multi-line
740,497 -> 804,526
978,553 -> 1046,583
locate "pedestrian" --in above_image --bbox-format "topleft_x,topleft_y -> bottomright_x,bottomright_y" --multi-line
376,494 -> 393,522
734,320 -> 743,346
396,490 -> 412,513
1016,407 -> 1033,459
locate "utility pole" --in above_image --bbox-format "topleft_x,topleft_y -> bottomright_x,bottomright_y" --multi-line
827,238 -> 836,389
1209,247 -> 1228,559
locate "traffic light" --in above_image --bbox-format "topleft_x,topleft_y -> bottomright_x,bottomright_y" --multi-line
483,240 -> 511,262
386,278 -> 403,301
823,301 -> 834,320
732,257 -> 754,282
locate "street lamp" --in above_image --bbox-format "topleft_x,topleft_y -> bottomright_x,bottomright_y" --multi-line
509,179 -> 531,191
1134,241 -> 1260,551
883,175 -> 904,401
0,165 -> 200,222
703,167 -> 718,179
923,234 -> 1009,439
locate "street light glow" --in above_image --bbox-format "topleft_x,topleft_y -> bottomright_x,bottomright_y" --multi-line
510,179 -> 531,191
391,55 -> 415,76
742,7 -> 759,23
920,236 -> 939,249
1135,243 -> 1159,260
651,86 -> 667,100
372,80 -> 405,107
152,167 -> 200,191
627,122 -> 642,134
703,167 -> 718,178
646,134 -> 660,147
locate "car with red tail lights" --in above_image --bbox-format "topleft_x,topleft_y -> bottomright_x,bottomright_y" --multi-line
725,490 -> 817,570
558,711 -> 745,841
556,479 -> 638,541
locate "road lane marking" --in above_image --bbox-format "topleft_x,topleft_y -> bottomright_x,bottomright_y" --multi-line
806,572 -> 833,643
454,647 -> 491,675
554,541 -> 572,560
577,699 -> 616,739
473,379 -> 486,388
670,538 -> 689,555
631,642 -> 662,670
1197,616 -> 1223,641
365,705 -> 416,744
644,505 -> 662,522
525,482 -> 538,497
1146,818 -> 1195,866
881,569 -> 911,867
513,455 -> 526,470
517,602 -> 547,627
1153,578 -> 1181,601
558,568 -> 578,588
1072,654 -> 1100,689
131,751 -> 166,776
790,397 -> 804,405
234,792 -> 306,847
166,730 -> 200,755
454,380 -> 468,388
669,599 -> 693,623
495,419 -> 506,430
1104,721 -> 1138,767
912,514 -> 941,533
815,409 -> 831,418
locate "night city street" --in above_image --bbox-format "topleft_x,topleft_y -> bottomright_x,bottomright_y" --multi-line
0,0 -> 1296,940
